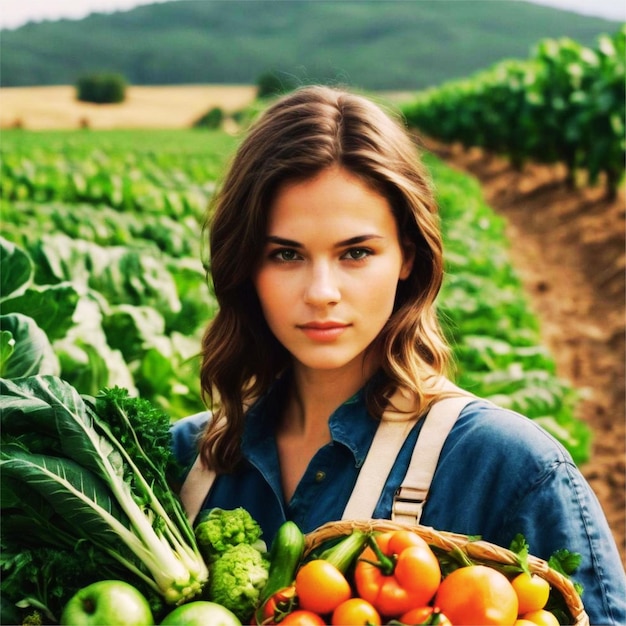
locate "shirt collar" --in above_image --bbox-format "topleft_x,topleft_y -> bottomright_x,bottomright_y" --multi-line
241,375 -> 380,467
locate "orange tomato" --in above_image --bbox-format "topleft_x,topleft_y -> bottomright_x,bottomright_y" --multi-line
434,565 -> 519,625
295,559 -> 352,615
279,610 -> 326,625
511,573 -> 550,614
400,606 -> 453,625
521,609 -> 560,626
331,598 -> 382,625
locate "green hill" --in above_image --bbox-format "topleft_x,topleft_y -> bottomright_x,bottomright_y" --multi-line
0,0 -> 620,90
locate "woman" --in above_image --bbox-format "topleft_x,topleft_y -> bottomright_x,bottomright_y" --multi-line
171,85 -> 625,624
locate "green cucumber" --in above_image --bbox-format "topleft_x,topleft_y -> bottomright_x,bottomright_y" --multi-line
254,521 -> 305,623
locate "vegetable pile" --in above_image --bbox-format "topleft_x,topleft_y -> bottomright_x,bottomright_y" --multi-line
0,375 -> 208,624
0,364 -> 583,626
255,525 -> 583,626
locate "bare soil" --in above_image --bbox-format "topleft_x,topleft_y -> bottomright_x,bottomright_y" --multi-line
422,138 -> 626,565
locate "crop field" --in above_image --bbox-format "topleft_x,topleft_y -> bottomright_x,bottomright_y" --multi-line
1,125 -> 590,465
0,84 -> 257,130
2,24 -> 625,623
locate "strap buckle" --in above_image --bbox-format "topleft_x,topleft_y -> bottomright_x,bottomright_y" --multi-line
392,486 -> 428,525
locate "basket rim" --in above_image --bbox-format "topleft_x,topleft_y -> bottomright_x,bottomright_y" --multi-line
304,519 -> 589,626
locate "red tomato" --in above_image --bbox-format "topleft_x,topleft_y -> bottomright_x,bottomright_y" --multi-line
279,610 -> 326,625
260,585 -> 297,623
400,606 -> 453,625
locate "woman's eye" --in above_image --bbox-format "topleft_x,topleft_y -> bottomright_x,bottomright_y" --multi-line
342,248 -> 372,261
271,249 -> 301,262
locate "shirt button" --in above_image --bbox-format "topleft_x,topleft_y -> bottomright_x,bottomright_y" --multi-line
314,470 -> 326,482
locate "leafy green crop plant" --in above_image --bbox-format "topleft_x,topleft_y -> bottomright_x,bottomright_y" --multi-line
0,375 -> 209,621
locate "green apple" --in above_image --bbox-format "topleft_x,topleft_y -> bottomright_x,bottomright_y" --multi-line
159,601 -> 241,626
60,580 -> 154,626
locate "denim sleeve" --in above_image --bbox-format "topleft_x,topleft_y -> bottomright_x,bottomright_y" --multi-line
414,402 -> 625,626
169,411 -> 210,479
501,457 -> 626,626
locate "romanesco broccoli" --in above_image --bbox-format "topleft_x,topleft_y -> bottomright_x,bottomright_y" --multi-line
194,507 -> 264,562
208,543 -> 269,623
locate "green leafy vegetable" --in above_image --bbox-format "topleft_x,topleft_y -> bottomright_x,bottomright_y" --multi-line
0,375 -> 208,623
0,313 -> 60,379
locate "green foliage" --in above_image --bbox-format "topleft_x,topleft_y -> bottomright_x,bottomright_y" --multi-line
0,130 -> 233,419
425,154 -> 591,463
402,28 -> 625,197
76,73 -> 127,104
0,375 -> 209,621
193,107 -> 224,129
0,1 -> 619,90
256,71 -> 297,99
0,313 -> 59,379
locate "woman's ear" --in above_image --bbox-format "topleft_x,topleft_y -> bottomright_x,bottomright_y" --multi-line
399,240 -> 415,280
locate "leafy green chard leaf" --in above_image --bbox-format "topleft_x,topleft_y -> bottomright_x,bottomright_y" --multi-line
0,374 -> 208,607
0,330 -> 15,372
1,283 -> 80,342
0,314 -> 60,379
0,236 -> 33,301
2,467 -> 82,551
1,443 -> 131,541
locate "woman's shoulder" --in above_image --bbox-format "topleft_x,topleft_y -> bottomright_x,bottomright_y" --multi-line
170,410 -> 212,469
449,398 -> 574,467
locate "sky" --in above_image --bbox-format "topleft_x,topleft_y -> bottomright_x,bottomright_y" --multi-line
0,0 -> 624,29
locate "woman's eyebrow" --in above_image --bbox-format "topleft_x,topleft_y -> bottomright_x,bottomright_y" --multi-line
265,235 -> 302,247
337,234 -> 384,247
265,234 -> 383,248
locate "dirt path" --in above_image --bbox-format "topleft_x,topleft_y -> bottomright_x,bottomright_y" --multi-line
424,139 -> 626,565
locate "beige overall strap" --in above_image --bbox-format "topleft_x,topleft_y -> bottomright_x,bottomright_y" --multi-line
391,394 -> 474,525
341,410 -> 418,520
342,385 -> 474,522
179,455 -> 217,524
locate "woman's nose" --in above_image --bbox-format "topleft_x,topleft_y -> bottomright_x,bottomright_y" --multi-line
303,262 -> 341,306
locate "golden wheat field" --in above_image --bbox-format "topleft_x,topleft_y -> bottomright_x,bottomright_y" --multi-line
0,84 -> 258,130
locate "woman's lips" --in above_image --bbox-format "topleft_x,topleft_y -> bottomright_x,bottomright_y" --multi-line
298,322 -> 350,342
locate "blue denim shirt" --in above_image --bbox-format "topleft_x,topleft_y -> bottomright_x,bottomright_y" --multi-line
171,385 -> 626,625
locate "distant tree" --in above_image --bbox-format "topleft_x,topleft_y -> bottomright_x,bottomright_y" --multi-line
256,71 -> 297,99
76,73 -> 127,104
193,107 -> 224,129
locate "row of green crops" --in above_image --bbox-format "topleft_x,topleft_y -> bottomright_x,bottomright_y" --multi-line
1,130 -> 239,418
0,127 -> 590,463
402,28 -> 625,197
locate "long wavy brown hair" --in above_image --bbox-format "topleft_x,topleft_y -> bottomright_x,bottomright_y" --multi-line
198,85 -> 451,472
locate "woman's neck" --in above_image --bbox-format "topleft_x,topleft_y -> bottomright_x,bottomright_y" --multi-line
282,357 -> 377,436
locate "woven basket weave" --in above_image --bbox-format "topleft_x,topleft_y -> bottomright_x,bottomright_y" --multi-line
304,519 -> 588,626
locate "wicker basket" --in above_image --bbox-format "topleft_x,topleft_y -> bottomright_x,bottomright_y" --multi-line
304,519 -> 588,626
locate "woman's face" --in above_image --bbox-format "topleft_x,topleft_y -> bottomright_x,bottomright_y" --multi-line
253,166 -> 414,378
